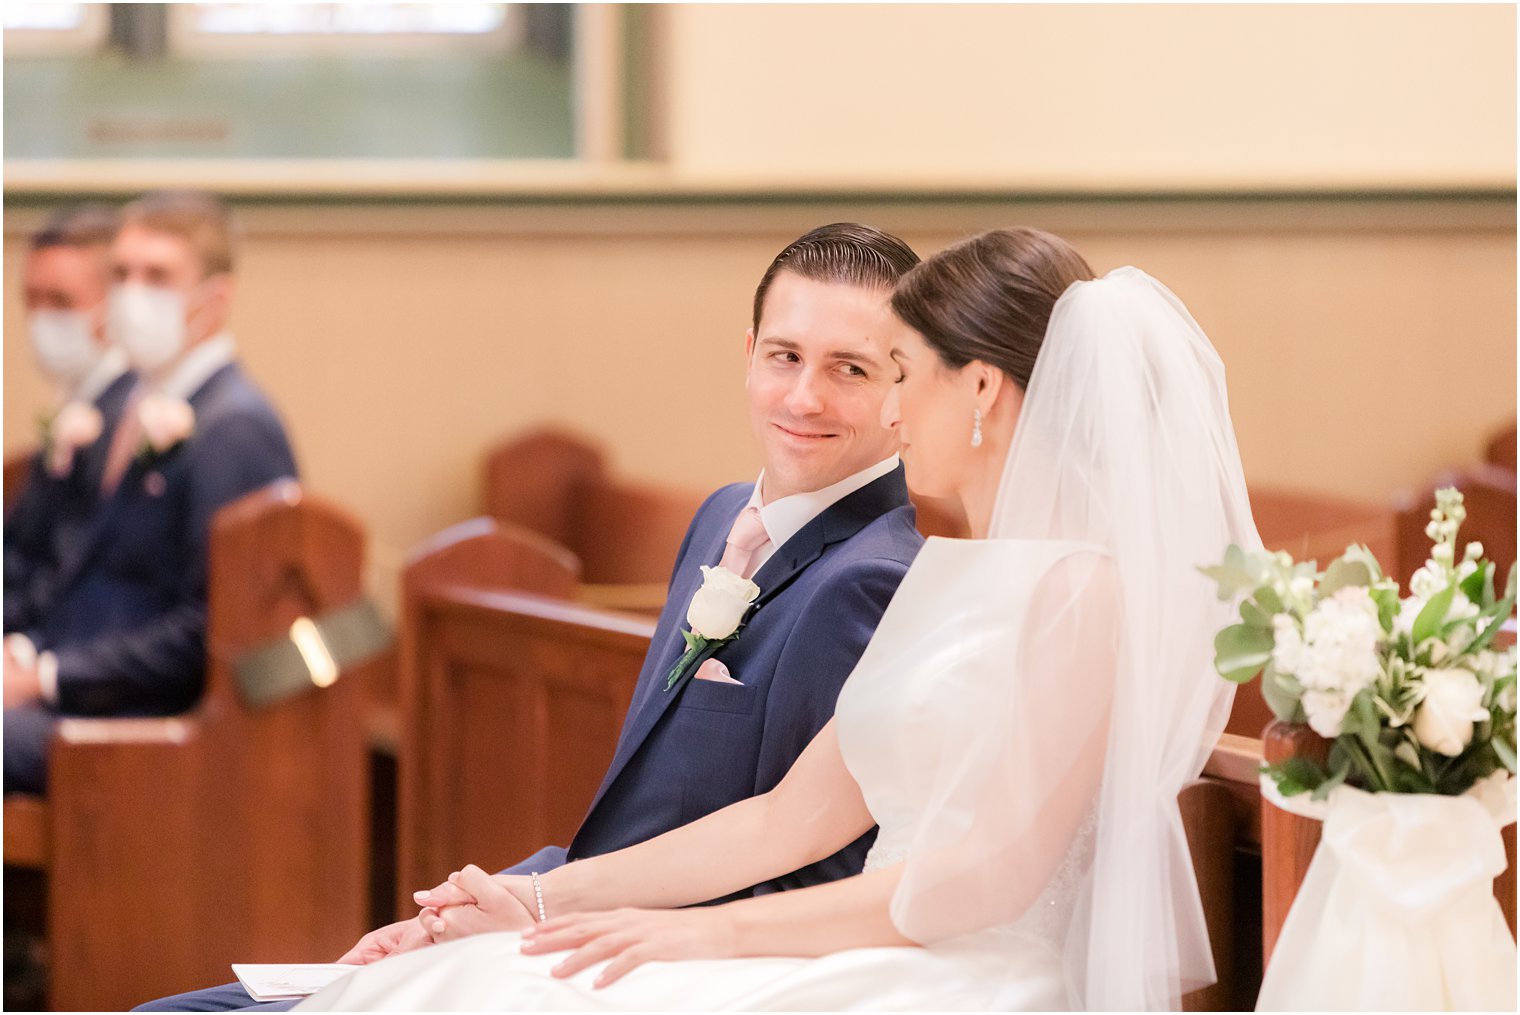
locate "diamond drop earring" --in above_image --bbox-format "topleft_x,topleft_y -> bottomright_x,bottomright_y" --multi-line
971,408 -> 983,448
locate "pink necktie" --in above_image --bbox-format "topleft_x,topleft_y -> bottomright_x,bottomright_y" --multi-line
100,384 -> 145,496
718,506 -> 770,580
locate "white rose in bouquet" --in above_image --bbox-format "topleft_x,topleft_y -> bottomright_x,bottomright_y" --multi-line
686,565 -> 760,640
1412,667 -> 1490,757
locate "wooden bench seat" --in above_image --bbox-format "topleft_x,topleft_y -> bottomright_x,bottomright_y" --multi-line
2,481 -> 381,1012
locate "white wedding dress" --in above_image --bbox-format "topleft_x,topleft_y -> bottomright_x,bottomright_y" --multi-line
301,539 -> 1108,1012
300,267 -> 1258,1012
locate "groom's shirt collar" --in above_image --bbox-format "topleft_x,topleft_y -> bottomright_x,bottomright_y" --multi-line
744,454 -> 900,574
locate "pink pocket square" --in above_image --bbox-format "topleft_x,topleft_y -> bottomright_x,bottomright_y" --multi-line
693,659 -> 742,685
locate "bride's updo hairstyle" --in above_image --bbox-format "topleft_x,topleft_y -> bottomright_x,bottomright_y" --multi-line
891,227 -> 1094,389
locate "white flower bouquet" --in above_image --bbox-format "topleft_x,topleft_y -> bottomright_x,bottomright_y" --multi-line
1203,488 -> 1516,798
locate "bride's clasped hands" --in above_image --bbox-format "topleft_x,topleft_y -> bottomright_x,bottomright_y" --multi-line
417,863 -> 743,987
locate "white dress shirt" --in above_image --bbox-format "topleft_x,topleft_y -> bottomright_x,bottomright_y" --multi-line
742,454 -> 900,574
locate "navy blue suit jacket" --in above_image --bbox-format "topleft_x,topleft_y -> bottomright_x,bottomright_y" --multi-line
504,465 -> 923,900
4,370 -> 138,634
24,362 -> 297,716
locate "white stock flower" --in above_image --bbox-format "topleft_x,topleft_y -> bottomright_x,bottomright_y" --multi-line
1409,562 -> 1446,599
686,565 -> 760,640
1295,586 -> 1383,695
1270,614 -> 1304,676
1412,667 -> 1489,757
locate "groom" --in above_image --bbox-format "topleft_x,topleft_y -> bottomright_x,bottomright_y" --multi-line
139,222 -> 924,1010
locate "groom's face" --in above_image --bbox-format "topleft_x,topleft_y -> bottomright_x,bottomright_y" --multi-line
745,272 -> 901,502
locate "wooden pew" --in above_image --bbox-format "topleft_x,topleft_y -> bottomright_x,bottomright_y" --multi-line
1262,719 -> 1518,968
1,481 -> 380,1012
396,518 -> 596,910
1487,421 -> 1517,472
483,428 -> 705,611
4,449 -> 33,514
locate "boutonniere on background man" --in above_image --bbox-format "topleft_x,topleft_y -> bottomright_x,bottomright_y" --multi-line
665,565 -> 760,692
136,393 -> 195,462
41,401 -> 104,478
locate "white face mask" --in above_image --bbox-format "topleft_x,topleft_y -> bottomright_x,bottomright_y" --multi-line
109,282 -> 188,374
28,308 -> 102,386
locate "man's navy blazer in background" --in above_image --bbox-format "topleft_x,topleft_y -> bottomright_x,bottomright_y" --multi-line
4,369 -> 138,634
23,361 -> 297,717
504,464 -> 924,898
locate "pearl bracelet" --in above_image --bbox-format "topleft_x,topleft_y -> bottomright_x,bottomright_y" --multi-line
529,871 -> 547,922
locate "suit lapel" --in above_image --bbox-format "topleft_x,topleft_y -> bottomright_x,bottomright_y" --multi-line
49,365 -> 235,597
586,465 -> 912,817
590,502 -> 736,811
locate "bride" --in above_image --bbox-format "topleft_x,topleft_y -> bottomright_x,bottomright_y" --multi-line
301,227 -> 1260,1011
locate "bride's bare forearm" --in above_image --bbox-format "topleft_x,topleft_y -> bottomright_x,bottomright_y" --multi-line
726,866 -> 914,957
543,794 -> 794,913
543,721 -> 872,915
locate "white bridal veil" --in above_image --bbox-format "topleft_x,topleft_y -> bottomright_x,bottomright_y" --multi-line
887,267 -> 1262,1009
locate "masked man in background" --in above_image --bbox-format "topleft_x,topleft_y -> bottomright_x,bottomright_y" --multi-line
6,205 -> 136,635
3,190 -> 298,796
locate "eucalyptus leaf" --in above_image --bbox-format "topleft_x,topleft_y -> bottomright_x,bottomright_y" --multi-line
1261,668 -> 1304,722
1199,544 -> 1263,600
1255,586 -> 1285,616
1239,599 -> 1273,629
1319,558 -> 1373,597
1213,624 -> 1273,683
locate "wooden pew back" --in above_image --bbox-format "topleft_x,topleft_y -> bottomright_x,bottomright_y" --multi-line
396,519 -> 602,909
3,449 -> 31,515
15,480 -> 379,1011
483,427 -> 706,594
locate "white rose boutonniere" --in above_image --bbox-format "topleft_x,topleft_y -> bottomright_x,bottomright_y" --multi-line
665,565 -> 760,692
137,393 -> 195,459
44,401 -> 105,478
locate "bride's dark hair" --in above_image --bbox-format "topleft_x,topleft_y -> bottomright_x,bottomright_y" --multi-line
891,227 -> 1094,389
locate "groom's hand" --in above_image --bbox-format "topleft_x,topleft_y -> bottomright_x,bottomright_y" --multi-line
419,864 -> 536,942
335,916 -> 432,965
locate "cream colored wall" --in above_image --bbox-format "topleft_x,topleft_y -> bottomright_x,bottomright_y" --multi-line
4,199 -> 1514,603
656,4 -> 1516,188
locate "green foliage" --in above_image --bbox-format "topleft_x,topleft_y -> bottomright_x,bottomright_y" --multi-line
1262,756 -> 1330,797
1319,557 -> 1373,597
1213,624 -> 1272,684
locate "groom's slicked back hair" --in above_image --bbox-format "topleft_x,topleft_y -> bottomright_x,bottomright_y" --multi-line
752,223 -> 920,331
892,226 -> 1094,391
